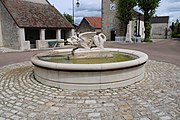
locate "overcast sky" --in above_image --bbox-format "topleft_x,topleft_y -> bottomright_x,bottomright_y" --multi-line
48,0 -> 180,24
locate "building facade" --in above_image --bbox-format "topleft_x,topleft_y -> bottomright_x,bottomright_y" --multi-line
0,0 -> 74,50
102,0 -> 120,40
102,0 -> 145,41
151,16 -> 170,39
77,17 -> 102,33
102,0 -> 169,41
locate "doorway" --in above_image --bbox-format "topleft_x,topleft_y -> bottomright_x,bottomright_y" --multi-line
111,30 -> 116,41
45,29 -> 56,39
25,29 -> 40,49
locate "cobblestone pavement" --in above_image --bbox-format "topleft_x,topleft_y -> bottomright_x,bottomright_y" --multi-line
0,60 -> 179,120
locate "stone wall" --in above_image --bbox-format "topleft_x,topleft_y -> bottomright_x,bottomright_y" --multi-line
78,19 -> 94,33
0,1 -> 20,49
151,23 -> 168,39
102,0 -> 122,40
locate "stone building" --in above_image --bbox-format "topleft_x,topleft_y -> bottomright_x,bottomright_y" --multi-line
151,16 -> 169,39
102,0 -> 120,40
77,17 -> 102,33
102,0 -> 169,41
0,0 -> 73,50
102,0 -> 144,41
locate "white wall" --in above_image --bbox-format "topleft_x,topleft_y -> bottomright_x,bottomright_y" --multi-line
140,21 -> 145,39
130,20 -> 145,39
17,28 -> 30,50
151,23 -> 168,39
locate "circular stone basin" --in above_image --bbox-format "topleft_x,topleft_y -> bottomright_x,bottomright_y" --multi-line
31,48 -> 148,90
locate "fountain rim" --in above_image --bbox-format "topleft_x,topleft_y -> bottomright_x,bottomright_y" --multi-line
31,48 -> 148,71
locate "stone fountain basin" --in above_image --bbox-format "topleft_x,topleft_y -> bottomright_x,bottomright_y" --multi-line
31,48 -> 148,90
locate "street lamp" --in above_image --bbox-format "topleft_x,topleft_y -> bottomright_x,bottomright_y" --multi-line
137,13 -> 141,37
72,0 -> 80,24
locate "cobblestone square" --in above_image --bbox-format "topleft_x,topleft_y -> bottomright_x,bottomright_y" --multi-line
0,39 -> 180,119
0,60 -> 179,120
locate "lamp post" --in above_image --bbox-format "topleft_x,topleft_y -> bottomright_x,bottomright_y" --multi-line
137,13 -> 141,37
72,0 -> 80,24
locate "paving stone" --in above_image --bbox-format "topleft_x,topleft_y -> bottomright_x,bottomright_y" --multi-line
28,112 -> 37,118
152,109 -> 160,113
74,100 -> 84,104
16,112 -> 25,116
89,104 -> 102,108
157,112 -> 165,116
103,103 -> 115,107
82,109 -> 95,113
0,61 -> 179,119
66,104 -> 77,108
10,115 -> 21,120
123,114 -> 134,120
0,110 -> 4,114
88,113 -> 101,118
85,100 -> 97,104
0,117 -> 6,120
160,116 -> 171,120
3,112 -> 13,117
140,117 -> 150,120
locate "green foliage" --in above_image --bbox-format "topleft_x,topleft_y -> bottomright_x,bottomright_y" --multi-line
63,13 -> 73,23
116,0 -> 137,35
116,0 -> 137,25
172,34 -> 180,38
171,19 -> 180,38
137,0 -> 160,16
175,19 -> 179,26
137,0 -> 160,42
170,22 -> 175,32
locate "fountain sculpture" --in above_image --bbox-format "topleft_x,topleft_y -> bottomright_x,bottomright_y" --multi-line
31,32 -> 148,90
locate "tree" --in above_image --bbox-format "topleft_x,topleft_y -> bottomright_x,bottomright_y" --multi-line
170,22 -> 175,32
63,13 -> 73,24
177,24 -> 180,34
175,19 -> 179,26
137,0 -> 160,42
175,19 -> 180,34
116,0 -> 137,36
171,19 -> 180,38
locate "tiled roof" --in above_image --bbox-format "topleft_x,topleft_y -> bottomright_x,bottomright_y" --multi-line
1,0 -> 73,28
152,16 -> 169,23
85,17 -> 102,29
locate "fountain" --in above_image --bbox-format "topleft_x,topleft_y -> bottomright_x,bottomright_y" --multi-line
31,32 -> 148,90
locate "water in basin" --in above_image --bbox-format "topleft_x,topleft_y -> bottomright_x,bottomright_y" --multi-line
38,52 -> 137,64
